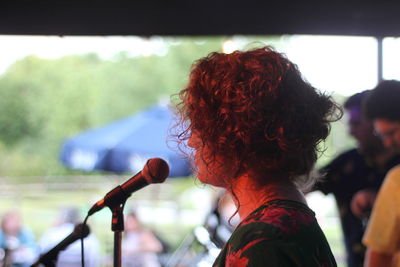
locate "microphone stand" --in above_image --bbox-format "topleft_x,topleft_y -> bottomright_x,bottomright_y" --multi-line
111,204 -> 125,267
30,249 -> 59,267
103,185 -> 129,267
2,248 -> 12,267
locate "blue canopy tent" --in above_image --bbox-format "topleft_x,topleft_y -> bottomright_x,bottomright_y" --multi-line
60,105 -> 192,177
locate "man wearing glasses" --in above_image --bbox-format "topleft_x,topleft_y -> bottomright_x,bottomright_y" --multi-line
315,89 -> 400,267
361,80 -> 400,267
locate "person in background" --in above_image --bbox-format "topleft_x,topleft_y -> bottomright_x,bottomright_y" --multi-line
174,46 -> 340,266
0,210 -> 38,267
122,211 -> 163,267
360,80 -> 400,267
313,90 -> 400,267
203,190 -> 238,250
38,207 -> 99,267
216,191 -> 239,231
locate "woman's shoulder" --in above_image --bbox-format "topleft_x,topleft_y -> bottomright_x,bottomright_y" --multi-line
222,199 -> 316,251
387,165 -> 400,177
219,203 -> 335,267
384,165 -> 400,187
240,199 -> 315,232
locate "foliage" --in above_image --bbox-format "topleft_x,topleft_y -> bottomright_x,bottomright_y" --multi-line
0,36 -> 351,177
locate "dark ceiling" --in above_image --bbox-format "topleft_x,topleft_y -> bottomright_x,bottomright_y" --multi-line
1,1 -> 399,36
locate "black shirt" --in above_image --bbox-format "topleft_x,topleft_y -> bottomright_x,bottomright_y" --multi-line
315,148 -> 400,267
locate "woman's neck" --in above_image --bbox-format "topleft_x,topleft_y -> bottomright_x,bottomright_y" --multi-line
229,174 -> 307,220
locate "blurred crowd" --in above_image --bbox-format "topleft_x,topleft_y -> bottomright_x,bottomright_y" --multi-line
0,191 -> 234,267
0,207 -> 100,267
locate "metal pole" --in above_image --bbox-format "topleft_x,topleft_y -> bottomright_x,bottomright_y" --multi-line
111,204 -> 125,267
113,231 -> 122,267
377,36 -> 384,83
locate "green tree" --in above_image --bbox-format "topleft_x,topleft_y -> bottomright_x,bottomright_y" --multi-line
0,36 -> 298,176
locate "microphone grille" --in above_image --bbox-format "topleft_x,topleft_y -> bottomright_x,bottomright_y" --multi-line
73,223 -> 90,239
142,158 -> 169,183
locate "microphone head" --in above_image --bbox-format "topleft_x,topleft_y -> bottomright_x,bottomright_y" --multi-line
73,223 -> 90,239
142,158 -> 169,183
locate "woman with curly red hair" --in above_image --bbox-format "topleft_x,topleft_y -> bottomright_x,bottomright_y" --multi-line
175,46 -> 340,266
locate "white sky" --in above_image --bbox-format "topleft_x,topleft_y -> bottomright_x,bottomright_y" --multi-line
0,35 -> 399,96
283,35 -> 378,95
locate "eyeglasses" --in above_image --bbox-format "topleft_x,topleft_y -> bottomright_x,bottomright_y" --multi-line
374,125 -> 400,140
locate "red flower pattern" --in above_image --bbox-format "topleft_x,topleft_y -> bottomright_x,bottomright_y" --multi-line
241,204 -> 314,235
225,238 -> 267,267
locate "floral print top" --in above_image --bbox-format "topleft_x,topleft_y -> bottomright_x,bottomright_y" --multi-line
213,199 -> 337,267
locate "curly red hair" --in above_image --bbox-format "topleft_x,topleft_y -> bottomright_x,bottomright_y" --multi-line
176,46 -> 341,187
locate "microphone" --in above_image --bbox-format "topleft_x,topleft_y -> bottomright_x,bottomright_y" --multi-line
31,223 -> 90,267
88,158 -> 169,216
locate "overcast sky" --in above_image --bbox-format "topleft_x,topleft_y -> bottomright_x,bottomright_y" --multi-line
1,35 -> 399,96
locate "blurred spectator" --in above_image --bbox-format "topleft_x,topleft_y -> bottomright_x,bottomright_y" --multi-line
313,90 -> 400,267
0,210 -> 38,267
362,80 -> 400,267
38,207 -> 99,267
204,190 -> 237,249
122,211 -> 163,267
217,191 -> 239,229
